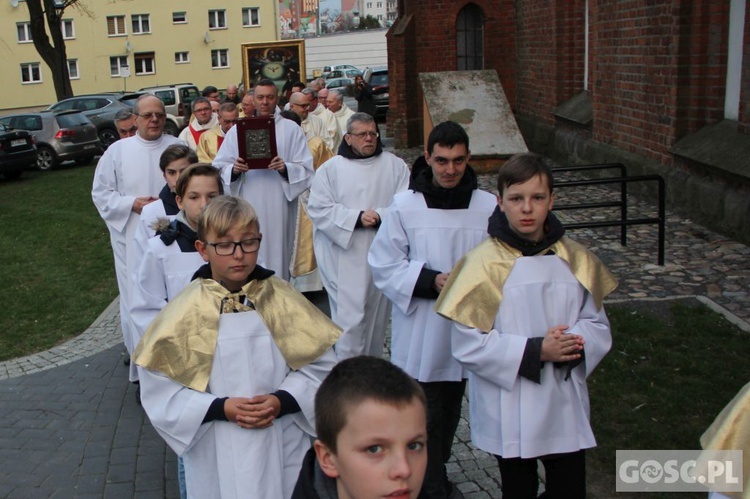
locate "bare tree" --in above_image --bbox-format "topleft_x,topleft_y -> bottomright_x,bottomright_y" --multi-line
25,0 -> 81,101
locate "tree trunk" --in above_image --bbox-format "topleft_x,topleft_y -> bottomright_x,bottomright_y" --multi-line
26,0 -> 74,101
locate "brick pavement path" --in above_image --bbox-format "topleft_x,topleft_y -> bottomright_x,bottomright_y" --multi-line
1,145 -> 748,498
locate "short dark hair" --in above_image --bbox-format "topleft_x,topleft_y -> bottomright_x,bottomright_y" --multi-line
254,78 -> 277,90
201,85 -> 218,97
219,102 -> 238,114
159,144 -> 198,173
497,152 -> 556,196
280,110 -> 301,126
427,121 -> 469,155
191,96 -> 211,111
315,356 -> 425,454
291,81 -> 305,91
175,163 -> 224,198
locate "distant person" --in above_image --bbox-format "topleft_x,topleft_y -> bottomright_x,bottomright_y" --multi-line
213,78 -> 314,281
326,91 -> 354,152
178,97 -> 217,150
134,195 -> 340,499
303,88 -> 339,153
292,355 -> 428,499
284,80 -> 306,110
307,113 -> 410,359
289,92 -> 328,148
435,153 -> 618,499
239,91 -> 255,118
221,84 -> 241,105
114,108 -> 137,139
202,85 -> 220,102
317,88 -> 330,109
91,94 -> 183,386
369,121 -> 497,499
197,102 -> 239,163
354,74 -> 376,117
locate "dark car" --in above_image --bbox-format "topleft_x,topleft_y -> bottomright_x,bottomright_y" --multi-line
0,111 -> 102,170
46,92 -> 145,150
0,122 -> 37,180
326,77 -> 355,96
363,66 -> 389,119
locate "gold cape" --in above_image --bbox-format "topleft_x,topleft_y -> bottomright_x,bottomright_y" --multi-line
699,381 -> 750,498
133,276 -> 341,392
434,236 -> 618,333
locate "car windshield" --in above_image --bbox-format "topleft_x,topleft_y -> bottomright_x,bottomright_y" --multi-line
57,113 -> 91,128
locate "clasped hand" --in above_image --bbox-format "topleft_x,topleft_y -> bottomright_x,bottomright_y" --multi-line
224,394 -> 281,430
540,325 -> 584,363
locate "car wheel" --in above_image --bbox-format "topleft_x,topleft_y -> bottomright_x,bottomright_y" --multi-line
2,169 -> 23,180
36,146 -> 58,170
74,155 -> 95,166
99,128 -> 119,150
164,121 -> 179,137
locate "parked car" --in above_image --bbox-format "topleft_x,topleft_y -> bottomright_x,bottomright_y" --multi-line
326,77 -> 355,96
46,92 -> 144,150
0,122 -> 37,179
363,66 -> 390,119
0,110 -> 102,170
327,68 -> 362,80
322,64 -> 360,79
138,83 -> 201,131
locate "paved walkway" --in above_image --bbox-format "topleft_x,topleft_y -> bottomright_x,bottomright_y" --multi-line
1,144 -> 749,498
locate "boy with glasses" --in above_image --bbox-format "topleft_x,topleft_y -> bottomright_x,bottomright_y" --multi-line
134,195 -> 340,498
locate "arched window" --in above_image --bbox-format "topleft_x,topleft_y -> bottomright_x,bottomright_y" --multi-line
457,3 -> 484,70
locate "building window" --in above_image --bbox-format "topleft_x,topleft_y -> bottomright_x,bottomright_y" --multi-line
456,3 -> 484,71
107,15 -> 127,36
110,56 -> 128,77
132,14 -> 151,34
208,10 -> 227,29
242,7 -> 260,27
17,22 -> 32,43
67,59 -> 79,79
377,1 -> 382,7
211,49 -> 229,69
366,2 -> 372,8
21,63 -> 41,84
173,12 -> 187,24
61,19 -> 75,39
134,52 -> 155,75
175,51 -> 190,64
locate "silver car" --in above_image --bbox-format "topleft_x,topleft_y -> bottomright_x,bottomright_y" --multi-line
0,111 -> 102,170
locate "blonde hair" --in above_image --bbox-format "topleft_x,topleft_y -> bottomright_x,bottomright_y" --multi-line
197,195 -> 259,241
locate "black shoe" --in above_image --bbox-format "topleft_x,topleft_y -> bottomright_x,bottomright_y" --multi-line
123,352 -> 130,366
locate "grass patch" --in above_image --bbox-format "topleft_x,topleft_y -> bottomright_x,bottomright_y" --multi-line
587,298 -> 750,498
0,166 -> 117,361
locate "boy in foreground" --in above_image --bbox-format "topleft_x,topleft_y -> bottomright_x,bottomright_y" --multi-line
293,356 -> 428,499
134,196 -> 340,499
436,153 -> 618,498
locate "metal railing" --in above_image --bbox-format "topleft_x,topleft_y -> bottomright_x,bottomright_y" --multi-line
552,163 -> 666,265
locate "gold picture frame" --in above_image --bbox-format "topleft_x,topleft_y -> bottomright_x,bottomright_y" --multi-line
241,39 -> 306,96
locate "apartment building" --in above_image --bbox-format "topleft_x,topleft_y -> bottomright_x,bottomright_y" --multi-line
0,0 -> 278,111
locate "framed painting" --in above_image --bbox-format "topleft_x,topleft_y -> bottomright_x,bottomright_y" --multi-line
241,39 -> 306,97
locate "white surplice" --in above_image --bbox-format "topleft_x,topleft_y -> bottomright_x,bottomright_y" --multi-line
368,189 -> 497,381
91,133 -> 182,381
214,109 -> 313,281
137,310 -> 337,499
178,115 -> 218,150
307,151 -> 409,359
451,256 -> 612,459
310,104 -> 341,154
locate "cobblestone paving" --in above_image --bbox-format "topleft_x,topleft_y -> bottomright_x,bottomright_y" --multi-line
0,143 -> 747,498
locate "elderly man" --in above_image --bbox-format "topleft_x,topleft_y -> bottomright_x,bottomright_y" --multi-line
326,91 -> 354,152
289,92 -> 328,146
178,97 -> 217,150
221,84 -> 241,104
114,108 -> 137,139
91,95 -> 183,384
307,113 -> 409,359
197,102 -> 239,162
303,88 -> 340,153
238,91 -> 255,117
213,78 -> 313,281
317,88 -> 330,109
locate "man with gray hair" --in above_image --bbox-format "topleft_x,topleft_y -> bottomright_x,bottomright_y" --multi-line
326,90 -> 354,152
302,88 -> 340,153
114,108 -> 137,139
289,92 -> 328,148
178,96 -> 217,150
307,112 -> 409,359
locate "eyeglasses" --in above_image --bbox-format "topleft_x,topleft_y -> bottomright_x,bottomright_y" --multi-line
348,131 -> 379,139
194,107 -> 212,113
137,112 -> 167,120
207,238 -> 261,256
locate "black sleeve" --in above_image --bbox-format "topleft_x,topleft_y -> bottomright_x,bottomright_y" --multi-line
202,397 -> 229,423
272,390 -> 301,417
555,348 -> 586,380
518,337 -> 544,384
412,267 -> 441,299
278,168 -> 289,181
231,171 -> 241,182
355,211 -> 364,228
